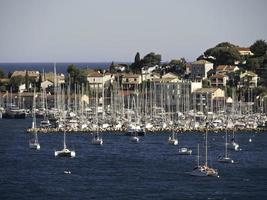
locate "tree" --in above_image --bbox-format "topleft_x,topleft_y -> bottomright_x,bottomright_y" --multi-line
109,62 -> 116,73
36,73 -> 42,92
25,70 -> 29,91
250,40 -> 267,57
134,52 -> 141,64
141,52 -> 161,67
0,68 -> 5,78
9,75 -> 25,92
168,58 -> 187,75
204,42 -> 241,66
246,58 -> 260,71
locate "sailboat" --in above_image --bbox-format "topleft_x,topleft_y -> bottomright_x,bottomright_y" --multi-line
29,88 -> 40,150
228,128 -> 240,151
55,120 -> 76,158
188,125 -> 218,177
168,131 -> 178,145
55,130 -> 76,157
218,129 -> 234,163
91,84 -> 103,145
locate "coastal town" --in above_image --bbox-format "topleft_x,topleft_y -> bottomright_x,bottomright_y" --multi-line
0,41 -> 267,133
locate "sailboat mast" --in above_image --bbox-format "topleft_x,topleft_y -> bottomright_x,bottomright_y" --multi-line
225,129 -> 228,157
197,144 -> 200,167
63,130 -> 66,149
205,125 -> 208,167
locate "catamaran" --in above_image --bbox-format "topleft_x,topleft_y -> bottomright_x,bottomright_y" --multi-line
55,130 -> 76,157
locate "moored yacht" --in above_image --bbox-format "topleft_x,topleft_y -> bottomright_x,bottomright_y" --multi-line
130,135 -> 140,143
91,133 -> 103,145
168,131 -> 178,145
29,88 -> 40,150
188,126 -> 219,177
178,147 -> 192,155
55,130 -> 75,158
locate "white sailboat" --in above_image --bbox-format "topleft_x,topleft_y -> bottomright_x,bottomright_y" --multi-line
55,130 -> 76,157
168,131 -> 178,145
218,130 -> 234,163
188,126 -> 218,177
91,84 -> 103,145
29,88 -> 40,150
228,128 -> 240,151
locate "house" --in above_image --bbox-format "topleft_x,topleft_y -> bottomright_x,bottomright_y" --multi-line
216,65 -> 239,75
237,47 -> 254,56
11,70 -> 40,80
161,72 -> 181,83
44,72 -> 65,84
141,65 -> 158,74
121,73 -> 142,90
190,60 -> 213,80
239,71 -> 258,88
87,71 -> 112,89
41,80 -> 53,90
192,88 -> 225,113
142,72 -> 161,81
209,74 -> 228,87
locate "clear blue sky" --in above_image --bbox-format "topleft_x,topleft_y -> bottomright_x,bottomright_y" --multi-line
0,0 -> 266,62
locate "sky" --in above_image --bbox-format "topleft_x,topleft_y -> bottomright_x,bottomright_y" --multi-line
0,0 -> 266,63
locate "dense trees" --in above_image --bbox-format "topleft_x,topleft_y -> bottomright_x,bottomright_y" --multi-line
129,52 -> 161,73
67,64 -> 88,88
204,42 -> 241,66
0,68 -> 5,78
250,40 -> 267,57
168,58 -> 186,75
9,75 -> 25,92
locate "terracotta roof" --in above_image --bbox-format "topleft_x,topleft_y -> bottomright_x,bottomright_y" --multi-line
87,72 -> 103,77
192,60 -> 212,65
237,47 -> 250,51
11,70 -> 39,78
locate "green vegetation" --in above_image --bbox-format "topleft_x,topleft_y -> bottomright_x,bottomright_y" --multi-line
67,64 -> 88,88
129,52 -> 161,73
0,68 -> 5,78
250,40 -> 267,57
204,42 -> 241,66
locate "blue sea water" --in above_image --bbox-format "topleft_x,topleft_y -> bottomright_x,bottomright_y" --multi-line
0,62 -> 112,74
0,118 -> 267,200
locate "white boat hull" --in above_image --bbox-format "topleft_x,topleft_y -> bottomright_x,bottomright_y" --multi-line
130,136 -> 140,143
55,148 -> 76,158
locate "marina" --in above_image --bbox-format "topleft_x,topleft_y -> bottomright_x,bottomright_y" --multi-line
1,118 -> 267,199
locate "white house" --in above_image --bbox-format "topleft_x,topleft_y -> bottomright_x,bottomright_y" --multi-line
87,71 -> 112,89
190,60 -> 213,80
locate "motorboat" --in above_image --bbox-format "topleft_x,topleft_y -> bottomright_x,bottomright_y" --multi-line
40,119 -> 51,128
178,147 -> 192,155
130,136 -> 140,143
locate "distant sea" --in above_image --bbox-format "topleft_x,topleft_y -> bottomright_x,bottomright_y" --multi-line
0,62 -> 114,74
